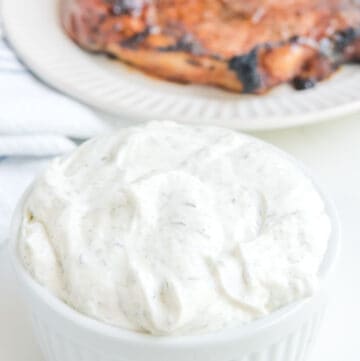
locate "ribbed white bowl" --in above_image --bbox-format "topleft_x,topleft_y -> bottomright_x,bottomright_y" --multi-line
27,290 -> 327,361
9,160 -> 340,361
3,0 -> 360,130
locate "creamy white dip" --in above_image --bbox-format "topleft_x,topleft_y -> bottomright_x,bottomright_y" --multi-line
19,121 -> 331,335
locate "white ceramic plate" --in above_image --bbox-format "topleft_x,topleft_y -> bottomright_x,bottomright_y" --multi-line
3,0 -> 360,130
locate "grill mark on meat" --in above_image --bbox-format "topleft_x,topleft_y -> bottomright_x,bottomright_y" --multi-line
186,58 -> 202,66
121,28 -> 151,48
111,0 -> 146,15
158,35 -> 204,55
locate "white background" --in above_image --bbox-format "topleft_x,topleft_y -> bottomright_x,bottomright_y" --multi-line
1,114 -> 359,360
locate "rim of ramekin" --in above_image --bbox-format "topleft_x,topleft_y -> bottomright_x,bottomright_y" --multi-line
9,132 -> 341,347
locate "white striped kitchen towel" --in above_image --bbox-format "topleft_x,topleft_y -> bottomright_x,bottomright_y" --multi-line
0,25 -> 113,157
0,19 -> 115,244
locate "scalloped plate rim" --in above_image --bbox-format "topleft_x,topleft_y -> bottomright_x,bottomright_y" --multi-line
2,0 -> 360,131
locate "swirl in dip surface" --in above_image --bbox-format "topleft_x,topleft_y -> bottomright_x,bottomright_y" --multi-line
19,121 -> 331,335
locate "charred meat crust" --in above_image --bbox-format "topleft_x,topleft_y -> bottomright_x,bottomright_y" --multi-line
60,0 -> 360,94
157,35 -> 204,55
335,28 -> 357,52
110,0 -> 146,15
292,77 -> 316,90
227,27 -> 360,93
228,49 -> 262,93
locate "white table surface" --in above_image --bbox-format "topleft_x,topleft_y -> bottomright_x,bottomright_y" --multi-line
1,113 -> 359,361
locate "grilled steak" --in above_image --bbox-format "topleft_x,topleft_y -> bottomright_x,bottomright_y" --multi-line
60,0 -> 360,93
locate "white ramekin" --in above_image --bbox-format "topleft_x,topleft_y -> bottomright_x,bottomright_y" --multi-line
9,157 -> 340,361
